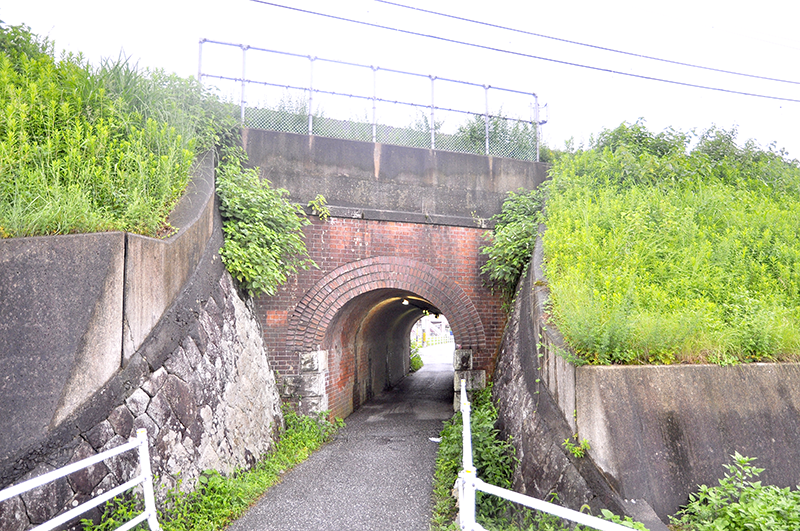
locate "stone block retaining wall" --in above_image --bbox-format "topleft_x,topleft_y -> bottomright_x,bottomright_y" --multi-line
0,155 -> 284,530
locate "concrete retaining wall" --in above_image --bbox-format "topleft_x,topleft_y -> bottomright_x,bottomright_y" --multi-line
494,230 -> 800,527
0,154 -> 283,530
0,153 -> 215,465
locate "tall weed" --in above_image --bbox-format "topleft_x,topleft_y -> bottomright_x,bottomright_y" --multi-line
543,122 -> 800,364
0,22 -> 236,238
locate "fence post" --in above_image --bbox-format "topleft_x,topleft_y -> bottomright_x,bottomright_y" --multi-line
197,39 -> 205,84
459,379 -> 478,530
429,75 -> 436,150
137,429 -> 160,530
372,66 -> 378,143
484,85 -> 490,156
308,56 -> 315,135
533,94 -> 540,162
240,45 -> 249,125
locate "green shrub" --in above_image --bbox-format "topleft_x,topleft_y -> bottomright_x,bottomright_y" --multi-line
481,187 -> 546,308
670,453 -> 800,531
431,385 -> 518,529
216,147 -> 316,296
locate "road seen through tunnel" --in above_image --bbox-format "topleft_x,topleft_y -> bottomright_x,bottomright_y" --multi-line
228,342 -> 456,531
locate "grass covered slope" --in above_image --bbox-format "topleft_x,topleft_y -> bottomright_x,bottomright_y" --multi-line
542,122 -> 800,365
0,21 -> 235,238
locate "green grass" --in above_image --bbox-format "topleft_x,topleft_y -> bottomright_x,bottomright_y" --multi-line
83,408 -> 343,531
0,21 -> 236,238
543,123 -> 800,365
482,120 -> 800,365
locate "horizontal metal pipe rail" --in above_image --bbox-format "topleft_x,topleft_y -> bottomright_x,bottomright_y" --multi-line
0,428 -> 160,531
457,380 -> 631,531
198,39 -> 545,160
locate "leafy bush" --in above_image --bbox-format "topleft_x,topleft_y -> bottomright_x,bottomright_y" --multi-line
670,453 -> 800,531
83,408 -> 343,531
544,121 -> 800,365
216,147 -> 316,296
481,187 -> 546,307
409,338 -> 424,372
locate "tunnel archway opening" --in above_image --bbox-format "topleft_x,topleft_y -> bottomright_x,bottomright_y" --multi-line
285,256 -> 488,418
318,288 -> 457,417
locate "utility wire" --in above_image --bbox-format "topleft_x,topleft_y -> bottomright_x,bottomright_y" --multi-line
376,0 -> 800,87
248,0 -> 800,104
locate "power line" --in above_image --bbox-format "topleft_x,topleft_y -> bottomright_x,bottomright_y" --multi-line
376,0 -> 800,87
248,0 -> 800,104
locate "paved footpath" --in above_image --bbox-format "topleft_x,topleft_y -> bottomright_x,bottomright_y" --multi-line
228,345 -> 455,531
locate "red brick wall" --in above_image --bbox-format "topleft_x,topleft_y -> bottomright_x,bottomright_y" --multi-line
254,216 -> 507,417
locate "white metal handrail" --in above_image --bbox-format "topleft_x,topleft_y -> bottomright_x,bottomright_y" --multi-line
0,428 -> 160,531
456,380 -> 633,531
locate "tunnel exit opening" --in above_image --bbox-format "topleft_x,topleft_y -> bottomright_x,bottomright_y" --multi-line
315,289 -> 461,418
410,312 -> 456,376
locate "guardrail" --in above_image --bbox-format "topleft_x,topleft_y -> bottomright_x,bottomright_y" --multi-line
456,380 -> 632,531
0,429 -> 160,531
197,40 -> 547,161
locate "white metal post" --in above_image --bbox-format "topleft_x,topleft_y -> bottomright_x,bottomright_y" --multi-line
197,39 -> 205,83
308,56 -> 315,136
372,66 -> 378,143
137,429 -> 160,530
534,94 -> 540,162
240,45 -> 249,124
430,75 -> 436,150
459,379 -> 478,530
484,85 -> 490,156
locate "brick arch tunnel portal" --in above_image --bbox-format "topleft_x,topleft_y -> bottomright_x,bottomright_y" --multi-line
282,256 -> 488,418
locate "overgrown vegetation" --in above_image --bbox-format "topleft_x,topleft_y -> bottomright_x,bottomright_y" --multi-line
430,386 -> 646,530
216,146 -> 316,296
482,120 -> 800,365
1,21 -> 317,299
670,453 -> 800,531
480,187 -> 546,307
83,408 -> 343,531
431,386 -> 516,529
0,20 -> 236,238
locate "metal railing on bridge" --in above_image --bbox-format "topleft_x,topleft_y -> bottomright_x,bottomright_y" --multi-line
198,40 -> 548,161
0,429 -> 160,531
457,380 -> 634,531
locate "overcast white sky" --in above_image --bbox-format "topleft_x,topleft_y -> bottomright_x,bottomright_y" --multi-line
4,0 -> 800,158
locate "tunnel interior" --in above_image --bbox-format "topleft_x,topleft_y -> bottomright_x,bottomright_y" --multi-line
320,288 -> 454,417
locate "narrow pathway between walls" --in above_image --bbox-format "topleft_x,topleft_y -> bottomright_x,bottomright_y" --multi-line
227,344 -> 455,531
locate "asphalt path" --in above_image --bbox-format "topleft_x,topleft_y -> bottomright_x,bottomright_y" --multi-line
227,343 -> 456,531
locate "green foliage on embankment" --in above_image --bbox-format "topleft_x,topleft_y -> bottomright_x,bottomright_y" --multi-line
0,21 -> 316,298
0,21 -> 236,238
482,121 -> 800,365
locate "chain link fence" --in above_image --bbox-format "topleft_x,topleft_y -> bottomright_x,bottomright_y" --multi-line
199,40 -> 546,161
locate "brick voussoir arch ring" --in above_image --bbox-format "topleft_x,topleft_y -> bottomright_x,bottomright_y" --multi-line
287,256 -> 486,353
